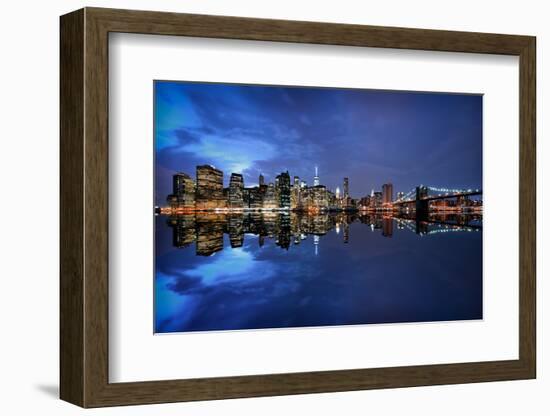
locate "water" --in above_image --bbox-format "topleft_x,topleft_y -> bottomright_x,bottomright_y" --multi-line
154,212 -> 482,333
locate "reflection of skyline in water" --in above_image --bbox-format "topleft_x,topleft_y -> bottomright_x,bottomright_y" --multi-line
155,213 -> 483,333
164,212 -> 482,256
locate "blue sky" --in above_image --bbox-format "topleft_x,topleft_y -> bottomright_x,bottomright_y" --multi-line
154,81 -> 482,205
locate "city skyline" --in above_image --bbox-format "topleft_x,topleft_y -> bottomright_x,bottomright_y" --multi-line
166,163 -> 481,197
172,164 -> 390,200
154,81 -> 482,206
161,163 -> 482,216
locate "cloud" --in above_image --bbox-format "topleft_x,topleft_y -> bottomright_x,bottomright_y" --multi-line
154,81 -> 482,204
164,247 -> 279,297
299,114 -> 312,126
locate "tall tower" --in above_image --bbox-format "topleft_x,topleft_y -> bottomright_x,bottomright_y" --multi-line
313,166 -> 320,186
382,183 -> 393,205
292,176 -> 301,210
343,177 -> 349,198
196,165 -> 225,209
276,171 -> 291,209
172,172 -> 195,208
259,173 -> 265,186
228,173 -> 244,208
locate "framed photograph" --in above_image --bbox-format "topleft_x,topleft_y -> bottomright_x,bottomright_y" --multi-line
60,7 -> 536,407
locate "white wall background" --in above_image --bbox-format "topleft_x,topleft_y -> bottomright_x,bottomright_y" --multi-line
0,0 -> 545,414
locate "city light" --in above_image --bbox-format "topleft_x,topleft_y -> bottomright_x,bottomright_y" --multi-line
162,165 -> 482,216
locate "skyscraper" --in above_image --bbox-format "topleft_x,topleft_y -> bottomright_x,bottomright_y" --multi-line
313,166 -> 320,186
382,183 -> 393,205
359,195 -> 371,208
244,187 -> 263,210
342,177 -> 350,209
196,165 -> 226,209
262,183 -> 278,210
310,185 -> 328,210
373,191 -> 383,208
259,173 -> 265,186
171,172 -> 195,208
228,173 -> 244,208
343,177 -> 349,198
292,176 -> 301,210
276,171 -> 291,209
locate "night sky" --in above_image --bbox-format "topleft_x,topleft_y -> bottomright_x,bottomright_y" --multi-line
154,81 -> 482,205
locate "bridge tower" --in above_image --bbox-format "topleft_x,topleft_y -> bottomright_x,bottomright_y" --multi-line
415,186 -> 429,220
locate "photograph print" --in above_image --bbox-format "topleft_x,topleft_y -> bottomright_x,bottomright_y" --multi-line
154,81 -> 483,334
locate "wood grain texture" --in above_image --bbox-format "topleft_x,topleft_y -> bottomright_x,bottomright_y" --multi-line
518,38 -> 536,375
59,8 -> 84,407
83,10 -> 110,406
89,7 -> 532,54
59,7 -> 537,408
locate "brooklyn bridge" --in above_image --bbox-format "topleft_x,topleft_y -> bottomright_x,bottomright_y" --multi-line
392,186 -> 482,219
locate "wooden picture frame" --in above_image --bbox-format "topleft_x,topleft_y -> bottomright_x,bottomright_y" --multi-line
60,7 -> 536,408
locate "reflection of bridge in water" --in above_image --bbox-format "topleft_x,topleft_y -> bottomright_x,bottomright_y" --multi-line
163,212 -> 482,257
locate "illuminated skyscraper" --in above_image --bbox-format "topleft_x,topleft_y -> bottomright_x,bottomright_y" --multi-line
276,171 -> 291,209
313,166 -> 320,186
343,177 -> 349,198
309,185 -> 328,210
228,173 -> 244,208
171,172 -> 195,208
196,165 -> 225,209
373,191 -> 383,208
262,183 -> 278,210
359,195 -> 371,208
382,183 -> 393,204
341,177 -> 350,209
291,176 -> 301,210
335,186 -> 341,199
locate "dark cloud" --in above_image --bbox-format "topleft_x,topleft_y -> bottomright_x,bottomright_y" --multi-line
173,128 -> 202,144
